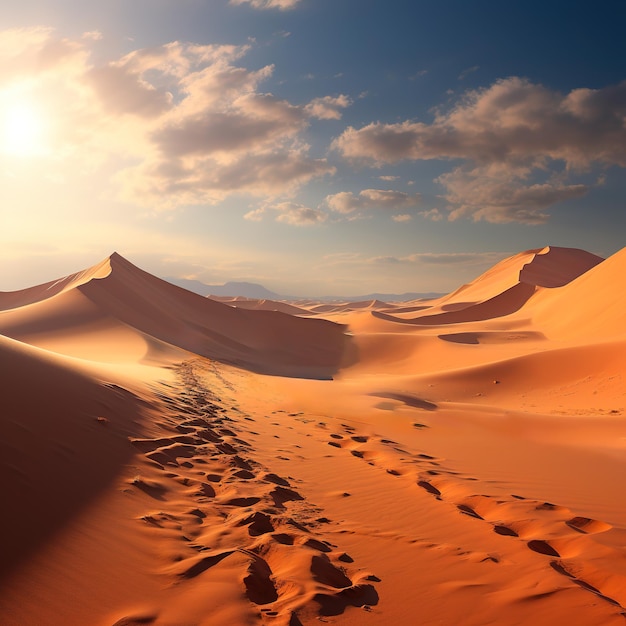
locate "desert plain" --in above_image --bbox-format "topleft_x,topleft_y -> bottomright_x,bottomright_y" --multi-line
1,244 -> 625,625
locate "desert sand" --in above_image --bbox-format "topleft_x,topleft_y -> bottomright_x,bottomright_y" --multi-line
1,245 -> 625,625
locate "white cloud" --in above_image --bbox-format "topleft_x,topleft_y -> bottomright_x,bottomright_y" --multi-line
326,189 -> 421,214
245,201 -> 327,226
305,94 -> 351,120
230,0 -> 301,9
440,167 -> 588,224
0,28 -> 343,209
332,77 -> 626,222
392,214 -> 412,222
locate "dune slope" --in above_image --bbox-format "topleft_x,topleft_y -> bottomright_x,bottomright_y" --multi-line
0,253 -> 350,378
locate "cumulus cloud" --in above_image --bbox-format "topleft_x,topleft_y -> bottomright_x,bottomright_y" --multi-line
88,63 -> 173,117
0,28 -> 343,208
305,94 -> 351,120
230,0 -> 301,9
326,189 -> 421,214
392,214 -> 412,222
244,201 -> 327,226
333,78 -> 626,167
440,167 -> 588,224
332,77 -> 626,222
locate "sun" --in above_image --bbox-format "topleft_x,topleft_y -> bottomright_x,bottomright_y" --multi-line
1,101 -> 49,157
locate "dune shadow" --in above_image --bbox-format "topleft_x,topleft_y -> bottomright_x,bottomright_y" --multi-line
0,348 -> 145,585
371,392 -> 437,411
438,332 -> 480,344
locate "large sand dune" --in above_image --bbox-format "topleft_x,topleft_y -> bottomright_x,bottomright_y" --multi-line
0,253 -> 349,378
1,246 -> 625,625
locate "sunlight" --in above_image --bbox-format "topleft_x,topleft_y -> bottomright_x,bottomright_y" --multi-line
1,100 -> 49,157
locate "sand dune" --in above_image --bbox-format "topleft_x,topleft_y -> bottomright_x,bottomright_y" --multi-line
1,246 -> 625,625
374,246 -> 603,325
0,253 -> 349,378
530,246 -> 626,340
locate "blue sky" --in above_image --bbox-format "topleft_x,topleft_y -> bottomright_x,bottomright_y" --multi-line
0,0 -> 625,295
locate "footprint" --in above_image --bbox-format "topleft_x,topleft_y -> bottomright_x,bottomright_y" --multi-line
527,540 -> 560,557
270,487 -> 304,508
304,538 -> 332,553
565,516 -> 612,534
263,473 -> 290,487
111,613 -> 157,626
417,480 -> 441,498
550,561 -> 622,607
233,469 -> 255,480
457,504 -> 483,520
311,554 -> 352,589
179,551 -> 234,578
244,555 -> 278,605
239,512 -> 274,536
223,496 -> 261,507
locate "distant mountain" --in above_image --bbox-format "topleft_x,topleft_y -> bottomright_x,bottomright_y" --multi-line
164,277 -> 443,302
164,278 -> 283,300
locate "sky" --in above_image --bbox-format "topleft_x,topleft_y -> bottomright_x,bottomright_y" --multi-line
0,0 -> 625,296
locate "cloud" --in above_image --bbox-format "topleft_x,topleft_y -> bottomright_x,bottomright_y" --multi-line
379,175 -> 399,181
392,214 -> 412,222
230,0 -> 301,9
418,208 -> 444,221
0,28 -> 344,208
245,201 -> 327,225
305,94 -> 351,120
152,94 -> 306,156
88,63 -> 173,117
120,150 -> 334,207
82,31 -> 103,41
440,167 -> 588,224
458,65 -> 479,80
407,252 -> 507,265
332,77 -> 626,222
326,189 -> 421,214
334,77 -> 626,168
370,251 -> 508,266
409,70 -> 428,80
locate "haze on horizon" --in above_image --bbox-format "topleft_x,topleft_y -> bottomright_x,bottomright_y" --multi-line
0,0 -> 625,296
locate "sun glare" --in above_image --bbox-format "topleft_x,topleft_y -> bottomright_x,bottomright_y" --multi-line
1,101 -> 49,157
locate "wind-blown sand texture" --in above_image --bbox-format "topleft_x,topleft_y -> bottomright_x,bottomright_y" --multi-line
1,245 -> 625,625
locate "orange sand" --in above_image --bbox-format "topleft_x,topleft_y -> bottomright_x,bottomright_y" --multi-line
1,246 -> 625,625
